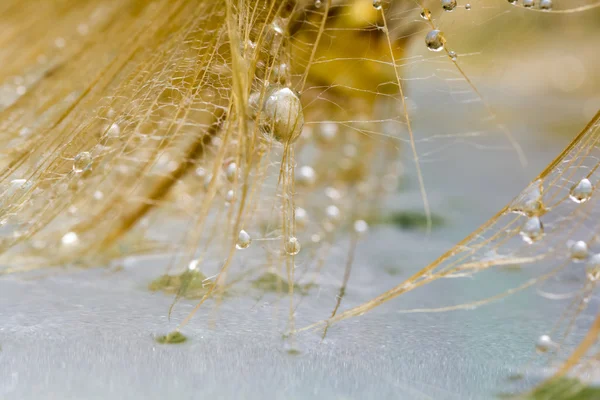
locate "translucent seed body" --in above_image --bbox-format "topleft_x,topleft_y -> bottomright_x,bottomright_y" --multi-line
569,240 -> 589,261
441,0 -> 457,12
425,30 -> 445,52
236,230 -> 252,249
285,237 -> 301,255
520,216 -> 543,244
73,152 -> 93,173
539,0 -> 552,10
262,86 -> 304,144
373,0 -> 382,10
569,178 -> 593,203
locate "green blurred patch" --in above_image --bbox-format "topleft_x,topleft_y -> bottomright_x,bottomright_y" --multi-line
252,272 -> 315,296
148,270 -> 214,299
155,331 -> 187,345
518,378 -> 600,400
375,210 -> 445,230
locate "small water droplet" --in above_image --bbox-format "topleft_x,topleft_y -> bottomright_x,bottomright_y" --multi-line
465,3 -> 472,10
441,0 -> 457,12
448,51 -> 457,61
236,229 -> 252,249
425,30 -> 445,52
295,207 -> 308,227
326,205 -> 341,224
188,259 -> 199,271
225,189 -> 235,203
520,216 -> 543,244
586,254 -> 600,281
420,8 -> 432,19
106,122 -> 121,138
373,0 -> 382,10
61,231 -> 79,246
318,122 -> 338,143
353,220 -> 369,235
314,0 -> 322,8
568,240 -> 589,261
510,180 -> 543,216
73,152 -> 93,173
225,162 -> 237,183
539,0 -> 552,9
569,178 -> 593,203
523,0 -> 534,7
296,166 -> 316,187
262,86 -> 304,143
535,334 -> 556,353
285,237 -> 301,255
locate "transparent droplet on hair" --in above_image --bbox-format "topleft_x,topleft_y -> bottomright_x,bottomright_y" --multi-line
73,152 -> 93,173
236,230 -> 252,250
522,0 -> 534,7
420,8 -> 431,19
425,30 -> 445,52
568,240 -> 589,261
353,220 -> 369,235
314,0 -> 322,8
61,231 -> 79,247
441,0 -> 457,11
262,86 -> 304,143
539,0 -> 552,10
285,237 -> 301,255
535,334 -> 556,353
465,3 -> 472,10
448,51 -> 457,61
510,180 -> 543,216
188,259 -> 199,271
296,165 -> 316,187
225,189 -> 235,203
586,254 -> 600,281
520,216 -> 543,244
271,17 -> 285,36
295,207 -> 308,227
569,178 -> 593,203
372,0 -> 382,10
225,162 -> 237,183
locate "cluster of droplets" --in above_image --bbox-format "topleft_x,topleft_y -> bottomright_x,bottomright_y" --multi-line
508,0 -> 553,10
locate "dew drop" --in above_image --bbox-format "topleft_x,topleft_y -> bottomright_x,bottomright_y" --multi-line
106,122 -> 121,138
448,51 -> 457,61
539,0 -> 552,10
295,207 -> 308,227
262,86 -> 304,143
296,165 -> 317,187
188,259 -> 199,271
272,18 -> 285,35
353,220 -> 369,235
314,0 -> 322,8
535,334 -> 556,353
569,178 -> 593,203
425,30 -> 445,52
465,3 -> 472,10
373,0 -> 382,10
586,254 -> 600,281
420,8 -> 432,19
225,162 -> 237,183
73,152 -> 93,173
285,237 -> 301,255
568,240 -> 589,261
61,231 -> 79,246
523,0 -> 534,7
326,205 -> 341,224
520,216 -> 543,244
236,229 -> 252,249
510,180 -> 543,216
248,91 -> 262,118
318,122 -> 338,143
508,0 -> 517,4
441,0 -> 457,12
225,189 -> 235,203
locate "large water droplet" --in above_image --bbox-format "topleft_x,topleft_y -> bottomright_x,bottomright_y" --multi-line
425,30 -> 445,52
539,0 -> 552,10
285,237 -> 301,255
373,0 -> 382,10
262,86 -> 304,143
569,178 -> 593,203
520,216 -> 543,244
73,152 -> 93,173
568,240 -> 589,261
441,0 -> 457,11
236,229 -> 252,249
535,334 -> 556,353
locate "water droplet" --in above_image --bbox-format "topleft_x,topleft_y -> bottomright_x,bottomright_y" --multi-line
73,152 -> 93,173
106,122 -> 121,138
61,231 -> 79,246
520,216 -> 543,244
314,0 -> 322,8
420,8 -> 432,19
272,17 -> 285,35
236,229 -> 252,249
262,86 -> 304,143
568,240 -> 589,261
295,207 -> 308,227
441,0 -> 457,11
465,3 -> 472,10
523,0 -> 534,7
539,0 -> 552,9
535,334 -> 556,353
296,165 -> 316,187
326,205 -> 341,224
225,162 -> 237,183
353,220 -> 369,235
373,0 -> 382,10
510,180 -> 543,216
586,254 -> 600,281
448,51 -> 457,61
285,237 -> 301,255
569,178 -> 593,203
425,30 -> 445,52
188,259 -> 199,271
318,122 -> 338,143
225,189 -> 235,203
